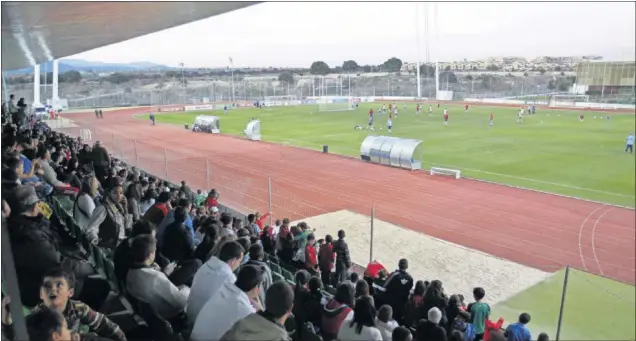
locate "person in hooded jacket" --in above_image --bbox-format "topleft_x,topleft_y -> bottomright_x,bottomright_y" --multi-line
240,243 -> 273,309
383,259 -> 414,325
322,281 -> 355,341
220,281 -> 293,341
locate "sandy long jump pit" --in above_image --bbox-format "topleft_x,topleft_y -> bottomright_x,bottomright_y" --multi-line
298,210 -> 552,304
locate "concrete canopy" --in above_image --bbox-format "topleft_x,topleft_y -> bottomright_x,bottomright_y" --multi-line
1,1 -> 259,70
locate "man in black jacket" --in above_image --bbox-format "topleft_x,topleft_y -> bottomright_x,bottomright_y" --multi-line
332,229 -> 351,284
7,186 -> 94,307
383,258 -> 414,325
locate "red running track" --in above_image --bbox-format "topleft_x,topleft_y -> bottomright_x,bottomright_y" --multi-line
63,108 -> 636,284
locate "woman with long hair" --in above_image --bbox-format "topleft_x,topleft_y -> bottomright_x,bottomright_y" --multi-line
64,157 -> 82,189
421,280 -> 449,326
337,296 -> 382,341
73,175 -> 100,230
125,176 -> 142,222
403,280 -> 427,327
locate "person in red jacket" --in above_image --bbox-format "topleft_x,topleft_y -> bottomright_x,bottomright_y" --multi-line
305,233 -> 318,275
318,234 -> 336,287
255,211 -> 270,233
204,189 -> 219,209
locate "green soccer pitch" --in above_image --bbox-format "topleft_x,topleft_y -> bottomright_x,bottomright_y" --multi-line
149,103 -> 636,207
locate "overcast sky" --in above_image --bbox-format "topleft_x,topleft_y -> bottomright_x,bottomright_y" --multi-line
70,2 -> 636,68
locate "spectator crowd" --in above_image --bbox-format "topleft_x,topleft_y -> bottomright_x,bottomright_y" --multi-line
1,99 -> 551,341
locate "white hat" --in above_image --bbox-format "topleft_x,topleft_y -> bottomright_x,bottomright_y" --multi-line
428,307 -> 442,324
210,206 -> 219,213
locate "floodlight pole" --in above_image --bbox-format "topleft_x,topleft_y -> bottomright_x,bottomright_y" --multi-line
229,57 -> 236,103
415,3 -> 422,98
179,62 -> 185,104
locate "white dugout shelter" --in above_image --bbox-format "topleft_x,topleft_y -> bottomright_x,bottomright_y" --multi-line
360,135 -> 423,171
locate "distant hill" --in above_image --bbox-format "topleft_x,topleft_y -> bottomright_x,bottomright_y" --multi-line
5,59 -> 171,75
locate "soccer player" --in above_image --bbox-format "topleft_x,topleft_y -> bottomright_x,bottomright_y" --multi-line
403,104 -> 407,110
224,105 -> 228,115
579,112 -> 584,122
443,109 -> 449,125
149,112 -> 156,126
626,133 -> 634,154
382,104 -> 387,113
465,104 -> 469,112
428,104 -> 433,115
416,104 -> 421,115
437,102 -> 440,109
394,105 -> 399,118
489,112 -> 494,127
368,108 -> 375,130
387,112 -> 393,133
517,110 -> 523,123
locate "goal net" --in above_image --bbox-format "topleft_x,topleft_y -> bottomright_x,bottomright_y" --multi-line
317,97 -> 355,112
549,94 -> 590,108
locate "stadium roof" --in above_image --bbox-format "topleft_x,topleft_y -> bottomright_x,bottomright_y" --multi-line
1,2 -> 259,71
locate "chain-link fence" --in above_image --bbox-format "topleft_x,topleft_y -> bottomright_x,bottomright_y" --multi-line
5,72 -> 587,109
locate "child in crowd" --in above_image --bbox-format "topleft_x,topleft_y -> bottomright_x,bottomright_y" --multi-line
467,287 -> 490,341
1,268 -> 126,341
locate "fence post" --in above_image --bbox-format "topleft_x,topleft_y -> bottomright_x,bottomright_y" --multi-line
268,177 -> 273,226
134,139 -> 139,166
205,159 -> 211,190
164,148 -> 169,177
555,265 -> 570,341
370,206 -> 375,263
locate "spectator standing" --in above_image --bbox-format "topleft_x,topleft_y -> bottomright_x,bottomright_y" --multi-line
446,295 -> 463,334
305,233 -> 318,274
255,211 -> 270,233
404,280 -> 427,327
383,259 -> 414,325
537,333 -> 549,341
187,240 -> 244,324
260,225 -> 276,255
333,229 -> 352,283
219,281 -> 294,341
504,313 -> 531,341
415,307 -> 447,341
421,280 -> 449,327
337,296 -> 382,341
318,234 -> 336,286
91,141 -> 110,185
247,213 -> 260,236
190,265 -> 263,341
467,288 -> 490,341
125,178 -> 143,222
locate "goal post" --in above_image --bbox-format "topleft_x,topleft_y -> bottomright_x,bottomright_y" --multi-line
549,94 -> 590,108
317,97 -> 355,112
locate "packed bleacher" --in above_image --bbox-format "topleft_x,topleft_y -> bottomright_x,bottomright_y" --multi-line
1,101 -> 551,341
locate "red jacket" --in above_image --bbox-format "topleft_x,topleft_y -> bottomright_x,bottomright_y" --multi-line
318,243 -> 335,271
484,318 -> 504,341
256,213 -> 270,231
305,244 -> 318,269
205,197 -> 218,209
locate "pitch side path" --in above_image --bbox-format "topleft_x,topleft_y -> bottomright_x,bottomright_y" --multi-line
65,107 -> 635,284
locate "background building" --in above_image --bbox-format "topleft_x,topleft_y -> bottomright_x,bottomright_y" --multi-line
573,61 -> 635,102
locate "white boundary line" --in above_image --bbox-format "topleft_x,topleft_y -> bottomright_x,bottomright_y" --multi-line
592,207 -> 613,276
578,205 -> 605,272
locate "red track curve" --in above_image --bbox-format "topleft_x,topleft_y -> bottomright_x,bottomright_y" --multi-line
62,107 -> 636,284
